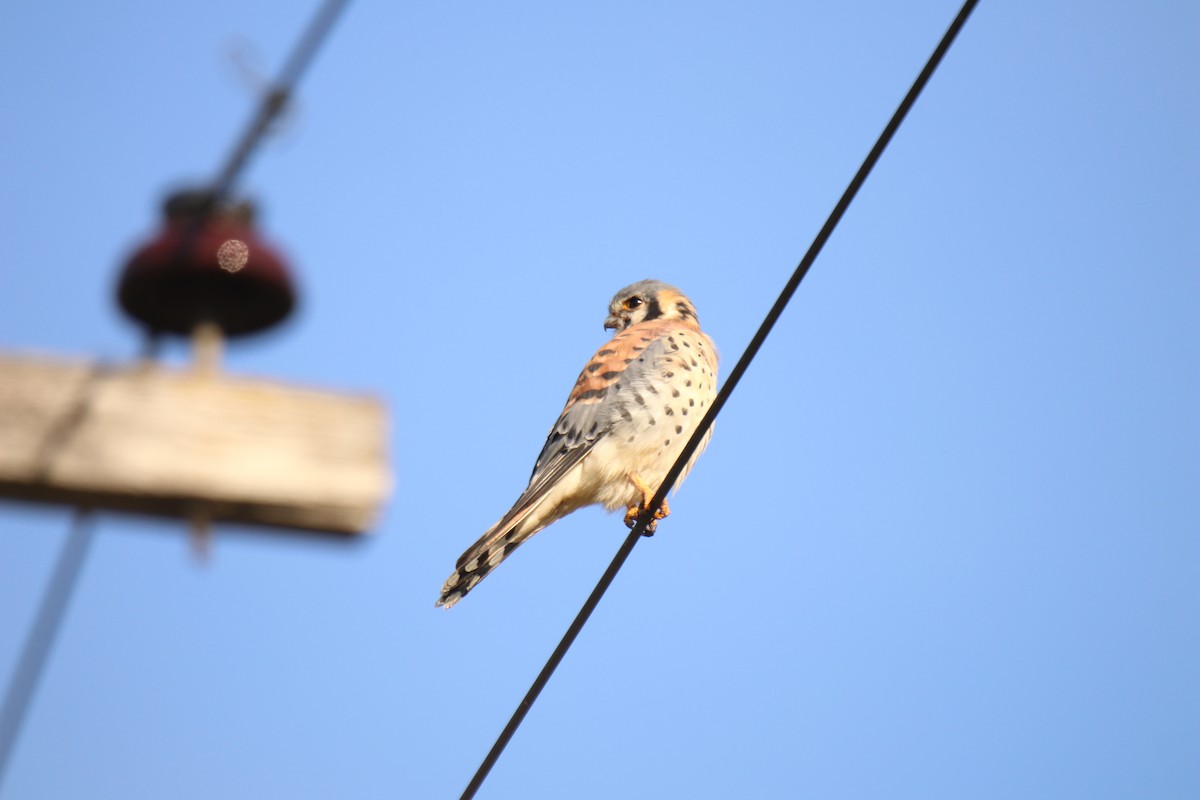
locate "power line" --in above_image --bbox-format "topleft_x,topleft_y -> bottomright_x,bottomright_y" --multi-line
0,512 -> 95,793
458,0 -> 981,796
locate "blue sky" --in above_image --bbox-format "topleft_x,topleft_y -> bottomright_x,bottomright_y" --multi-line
1,1 -> 1197,798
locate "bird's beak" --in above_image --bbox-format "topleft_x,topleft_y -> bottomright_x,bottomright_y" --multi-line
603,315 -> 622,331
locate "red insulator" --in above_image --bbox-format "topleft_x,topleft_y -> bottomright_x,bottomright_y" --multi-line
117,190 -> 296,337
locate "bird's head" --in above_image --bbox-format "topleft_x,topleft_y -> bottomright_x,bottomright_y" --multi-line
603,279 -> 701,332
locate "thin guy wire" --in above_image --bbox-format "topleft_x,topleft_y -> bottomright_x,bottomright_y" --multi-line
148,0 -> 351,347
458,1 -> 980,796
29,363 -> 111,482
0,511 -> 95,793
209,0 -> 352,202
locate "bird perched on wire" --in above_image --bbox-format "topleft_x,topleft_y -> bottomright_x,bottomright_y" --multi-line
437,279 -> 719,609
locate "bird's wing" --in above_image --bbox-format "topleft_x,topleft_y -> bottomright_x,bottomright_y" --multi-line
453,322 -> 676,567
524,320 -> 679,497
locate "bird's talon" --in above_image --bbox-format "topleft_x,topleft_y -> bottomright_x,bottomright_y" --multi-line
624,499 -> 666,534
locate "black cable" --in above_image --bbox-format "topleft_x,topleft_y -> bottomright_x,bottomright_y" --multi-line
0,511 -> 95,793
459,1 -> 980,796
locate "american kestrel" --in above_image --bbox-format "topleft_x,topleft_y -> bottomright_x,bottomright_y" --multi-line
437,279 -> 718,609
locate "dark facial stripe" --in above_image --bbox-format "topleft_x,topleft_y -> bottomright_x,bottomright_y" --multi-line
643,296 -> 663,321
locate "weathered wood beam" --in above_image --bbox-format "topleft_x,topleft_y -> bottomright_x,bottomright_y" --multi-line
0,351 -> 390,536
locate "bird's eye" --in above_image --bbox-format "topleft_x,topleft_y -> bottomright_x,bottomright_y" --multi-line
624,296 -> 643,310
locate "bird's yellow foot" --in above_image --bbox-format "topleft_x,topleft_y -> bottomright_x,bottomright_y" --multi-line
624,505 -> 639,529
624,479 -> 670,536
623,505 -> 656,533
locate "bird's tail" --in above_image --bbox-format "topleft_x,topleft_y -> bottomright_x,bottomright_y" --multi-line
436,508 -> 546,609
